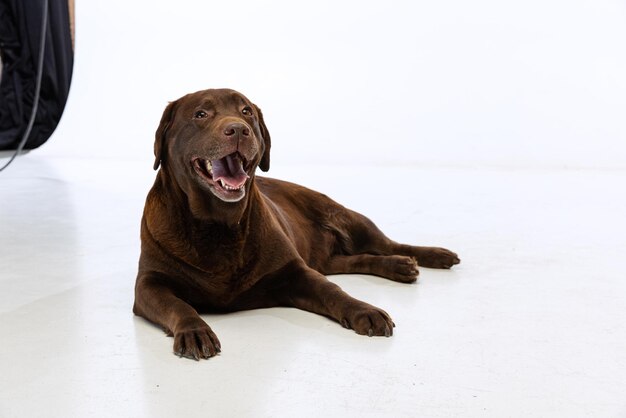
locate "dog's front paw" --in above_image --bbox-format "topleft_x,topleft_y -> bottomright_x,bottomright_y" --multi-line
415,247 -> 460,269
341,304 -> 395,337
173,323 -> 221,360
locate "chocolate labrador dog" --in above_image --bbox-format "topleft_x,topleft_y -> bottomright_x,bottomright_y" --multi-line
133,88 -> 460,360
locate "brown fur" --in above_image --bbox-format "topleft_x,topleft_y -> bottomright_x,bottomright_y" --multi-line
133,88 -> 460,360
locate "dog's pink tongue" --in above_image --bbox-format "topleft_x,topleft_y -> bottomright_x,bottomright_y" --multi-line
211,154 -> 249,188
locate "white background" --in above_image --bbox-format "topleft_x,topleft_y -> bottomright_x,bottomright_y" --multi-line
41,0 -> 626,169
2,2 -> 626,417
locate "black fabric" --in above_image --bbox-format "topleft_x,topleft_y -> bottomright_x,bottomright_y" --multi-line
0,0 -> 73,150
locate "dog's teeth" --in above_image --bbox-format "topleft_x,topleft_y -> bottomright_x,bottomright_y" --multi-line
205,161 -> 212,172
217,179 -> 245,191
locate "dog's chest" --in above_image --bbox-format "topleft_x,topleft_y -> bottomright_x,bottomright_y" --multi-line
189,225 -> 249,271
182,226 -> 266,302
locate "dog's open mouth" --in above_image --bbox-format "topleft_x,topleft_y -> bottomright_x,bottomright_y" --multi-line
193,153 -> 251,201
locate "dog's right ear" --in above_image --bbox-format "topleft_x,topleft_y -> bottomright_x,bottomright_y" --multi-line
153,100 -> 178,170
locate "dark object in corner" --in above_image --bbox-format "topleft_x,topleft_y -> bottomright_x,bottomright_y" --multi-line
0,0 -> 74,151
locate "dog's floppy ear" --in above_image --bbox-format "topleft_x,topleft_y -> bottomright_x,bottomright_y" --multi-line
153,100 -> 178,170
254,104 -> 271,172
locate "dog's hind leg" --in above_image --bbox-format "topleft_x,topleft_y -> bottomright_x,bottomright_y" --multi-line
389,243 -> 460,269
333,208 -> 460,269
323,254 -> 419,283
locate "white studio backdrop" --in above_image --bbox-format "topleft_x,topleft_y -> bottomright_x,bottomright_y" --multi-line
38,0 -> 626,170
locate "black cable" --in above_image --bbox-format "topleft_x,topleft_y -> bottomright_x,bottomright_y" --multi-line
0,0 -> 49,172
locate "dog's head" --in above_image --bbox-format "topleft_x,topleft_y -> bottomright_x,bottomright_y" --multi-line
153,88 -> 271,203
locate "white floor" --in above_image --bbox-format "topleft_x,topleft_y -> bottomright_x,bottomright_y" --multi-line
1,154 -> 625,418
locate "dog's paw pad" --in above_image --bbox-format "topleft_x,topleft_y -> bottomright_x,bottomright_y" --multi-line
384,255 -> 419,283
416,247 -> 460,269
344,305 -> 394,337
173,326 -> 221,360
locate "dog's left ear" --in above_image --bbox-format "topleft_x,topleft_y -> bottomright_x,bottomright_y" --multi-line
254,104 -> 271,172
153,100 -> 178,170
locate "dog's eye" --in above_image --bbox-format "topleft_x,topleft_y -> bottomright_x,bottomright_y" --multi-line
194,110 -> 208,119
242,106 -> 253,116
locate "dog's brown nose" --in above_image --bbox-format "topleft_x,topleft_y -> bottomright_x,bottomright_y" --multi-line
224,122 -> 250,138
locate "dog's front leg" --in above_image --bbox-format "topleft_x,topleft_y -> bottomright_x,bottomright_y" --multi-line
283,265 -> 395,337
133,274 -> 221,360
